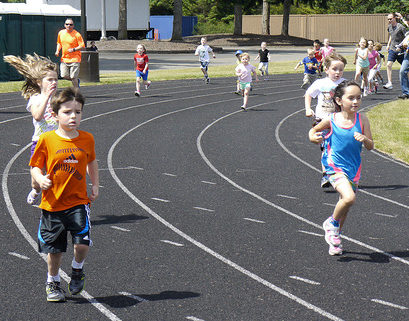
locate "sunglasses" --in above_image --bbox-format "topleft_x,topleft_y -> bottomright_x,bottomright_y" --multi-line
65,23 -> 73,26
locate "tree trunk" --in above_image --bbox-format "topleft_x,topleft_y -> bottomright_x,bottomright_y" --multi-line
118,0 -> 128,40
171,0 -> 183,41
233,3 -> 242,36
262,0 -> 270,35
281,0 -> 291,37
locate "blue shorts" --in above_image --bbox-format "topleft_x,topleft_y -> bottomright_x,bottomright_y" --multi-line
136,70 -> 149,81
200,61 -> 209,71
38,204 -> 92,253
387,49 -> 404,64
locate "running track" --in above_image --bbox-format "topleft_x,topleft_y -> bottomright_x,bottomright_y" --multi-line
2,72 -> 409,321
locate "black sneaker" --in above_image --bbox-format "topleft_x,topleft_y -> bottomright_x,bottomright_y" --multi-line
398,94 -> 409,99
46,282 -> 66,302
134,91 -> 140,97
206,77 -> 210,84
321,174 -> 331,188
69,269 -> 85,295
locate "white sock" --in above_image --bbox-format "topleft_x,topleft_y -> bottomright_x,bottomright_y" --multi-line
72,258 -> 84,270
47,273 -> 60,283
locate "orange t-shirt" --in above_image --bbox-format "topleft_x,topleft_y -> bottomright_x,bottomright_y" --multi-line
57,29 -> 85,63
29,130 -> 96,212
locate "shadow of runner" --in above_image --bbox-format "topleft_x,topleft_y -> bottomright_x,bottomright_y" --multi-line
91,213 -> 148,226
337,250 -> 409,264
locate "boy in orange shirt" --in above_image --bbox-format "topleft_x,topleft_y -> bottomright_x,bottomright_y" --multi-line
30,87 -> 99,302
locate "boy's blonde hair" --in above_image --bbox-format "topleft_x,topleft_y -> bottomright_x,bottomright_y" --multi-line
323,52 -> 347,69
241,52 -> 250,59
374,42 -> 383,51
307,48 -> 314,55
3,53 -> 58,100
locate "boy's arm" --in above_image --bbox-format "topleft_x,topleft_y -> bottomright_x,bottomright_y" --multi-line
252,68 -> 259,81
255,54 -> 260,60
304,93 -> 314,117
143,62 -> 149,73
31,167 -> 52,190
87,159 -> 99,202
309,118 -> 330,143
294,62 -> 301,70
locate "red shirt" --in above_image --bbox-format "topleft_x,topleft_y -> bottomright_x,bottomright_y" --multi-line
134,53 -> 149,71
314,49 -> 323,63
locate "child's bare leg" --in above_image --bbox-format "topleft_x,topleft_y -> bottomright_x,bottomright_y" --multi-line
243,87 -> 250,107
136,78 -> 141,92
332,180 -> 356,230
48,253 -> 63,277
73,244 -> 89,264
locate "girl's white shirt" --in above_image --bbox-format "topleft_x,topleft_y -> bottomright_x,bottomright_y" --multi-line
26,93 -> 58,142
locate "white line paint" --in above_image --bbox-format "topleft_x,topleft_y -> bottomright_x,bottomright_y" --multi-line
8,252 -> 30,260
98,166 -> 144,171
3,144 -> 122,321
163,172 -> 177,177
323,203 -> 336,207
186,317 -> 205,321
201,180 -> 216,185
110,226 -> 131,232
373,212 -> 397,218
119,291 -> 149,302
277,194 -> 298,200
151,197 -> 170,203
298,230 -> 323,237
289,276 -> 321,285
10,143 -> 20,147
161,240 -> 184,247
243,217 -> 266,224
193,206 -> 215,212
371,150 -> 409,168
371,299 -> 408,310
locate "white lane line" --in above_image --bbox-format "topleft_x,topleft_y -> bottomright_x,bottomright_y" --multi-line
10,143 -> 20,147
161,240 -> 184,247
119,291 -> 149,302
243,217 -> 266,224
193,206 -> 215,212
371,150 -> 409,168
201,180 -> 216,185
371,299 -> 408,310
323,203 -> 336,207
373,212 -> 397,218
289,276 -> 321,285
110,226 -> 131,232
107,96 -> 344,321
151,197 -> 170,203
186,317 -> 205,321
277,194 -> 298,200
3,144 -> 122,321
162,172 -> 177,177
298,230 -> 323,237
8,252 -> 30,260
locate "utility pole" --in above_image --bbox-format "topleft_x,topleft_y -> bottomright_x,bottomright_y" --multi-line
100,0 -> 107,40
80,0 -> 87,44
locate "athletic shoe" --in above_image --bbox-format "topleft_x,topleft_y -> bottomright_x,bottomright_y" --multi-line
234,91 -> 241,95
320,175 -> 331,188
240,106 -> 247,111
27,189 -> 41,205
322,217 -> 341,246
398,94 -> 409,99
69,269 -> 85,295
301,82 -> 308,89
261,70 -> 264,76
145,81 -> 151,90
383,82 -> 393,89
46,282 -> 66,302
329,243 -> 343,256
206,77 -> 210,84
134,91 -> 140,97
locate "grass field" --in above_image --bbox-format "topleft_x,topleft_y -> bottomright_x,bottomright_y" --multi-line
1,58 -> 406,164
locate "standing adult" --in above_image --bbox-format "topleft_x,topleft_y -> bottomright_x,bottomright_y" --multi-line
55,18 -> 85,88
398,33 -> 409,99
384,13 -> 407,89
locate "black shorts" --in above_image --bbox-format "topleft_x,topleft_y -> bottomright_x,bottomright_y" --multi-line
37,204 -> 92,254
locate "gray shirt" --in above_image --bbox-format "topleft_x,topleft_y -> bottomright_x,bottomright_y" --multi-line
388,23 -> 407,49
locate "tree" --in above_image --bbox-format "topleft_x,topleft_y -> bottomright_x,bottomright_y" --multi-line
171,0 -> 183,41
281,0 -> 291,36
262,0 -> 270,35
118,0 -> 127,40
234,2 -> 243,36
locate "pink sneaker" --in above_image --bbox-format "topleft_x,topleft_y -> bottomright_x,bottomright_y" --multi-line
329,244 -> 343,256
323,217 -> 341,246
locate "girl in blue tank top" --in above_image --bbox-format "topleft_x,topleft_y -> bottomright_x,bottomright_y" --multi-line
309,80 -> 374,256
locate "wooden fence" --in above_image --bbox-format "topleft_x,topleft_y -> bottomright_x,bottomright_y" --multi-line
243,14 -> 390,44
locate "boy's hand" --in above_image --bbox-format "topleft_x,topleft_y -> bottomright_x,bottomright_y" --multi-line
89,185 -> 99,202
40,174 -> 52,190
305,108 -> 314,117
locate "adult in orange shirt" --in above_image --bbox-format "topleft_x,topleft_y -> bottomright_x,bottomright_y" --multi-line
55,18 -> 85,88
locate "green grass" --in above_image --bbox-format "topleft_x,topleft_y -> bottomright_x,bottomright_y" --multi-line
1,58 -> 407,164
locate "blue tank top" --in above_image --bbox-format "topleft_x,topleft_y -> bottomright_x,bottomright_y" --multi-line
322,113 -> 363,183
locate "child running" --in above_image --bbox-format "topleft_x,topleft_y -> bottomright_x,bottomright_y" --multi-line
4,54 -> 59,205
353,37 -> 370,96
313,39 -> 324,76
374,42 -> 386,85
195,36 -> 216,84
29,87 -> 99,302
234,49 -> 243,94
294,49 -> 319,89
309,80 -> 374,255
304,53 -> 347,188
235,52 -> 258,110
322,38 -> 335,59
255,41 -> 270,78
367,40 -> 381,94
134,44 -> 151,97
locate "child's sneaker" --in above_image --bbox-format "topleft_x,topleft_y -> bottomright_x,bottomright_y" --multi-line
27,189 -> 41,205
321,174 -> 331,188
46,282 -> 66,302
206,77 -> 210,84
134,91 -> 140,97
145,81 -> 151,90
329,243 -> 343,256
322,217 -> 341,246
240,105 -> 247,111
69,269 -> 86,295
234,91 -> 240,95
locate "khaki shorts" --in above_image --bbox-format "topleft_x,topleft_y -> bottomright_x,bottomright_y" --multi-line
60,62 -> 80,79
